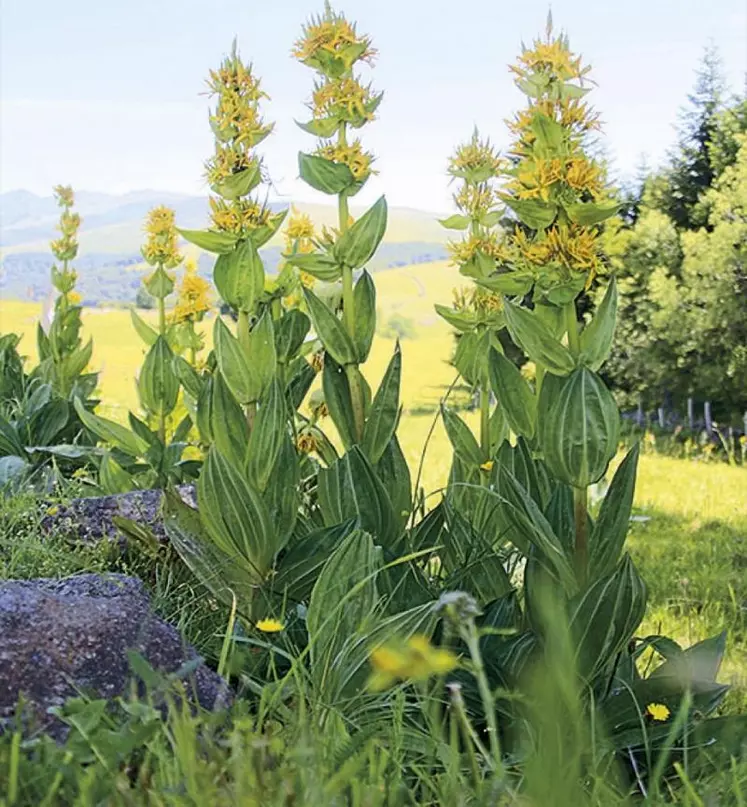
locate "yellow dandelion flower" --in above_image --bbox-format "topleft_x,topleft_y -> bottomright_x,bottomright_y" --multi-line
368,634 -> 458,692
646,703 -> 670,722
480,460 -> 494,472
256,618 -> 284,633
46,505 -> 60,516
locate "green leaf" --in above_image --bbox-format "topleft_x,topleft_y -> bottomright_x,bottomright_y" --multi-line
352,270 -> 376,362
504,300 -> 575,376
503,198 -> 558,230
307,530 -> 381,691
275,309 -> 311,364
260,435 -> 299,551
334,196 -> 388,270
73,398 -> 148,458
0,456 -> 28,487
213,317 -> 254,404
247,380 -> 287,492
530,114 -> 565,156
145,266 -> 175,299
564,200 -> 621,226
438,214 -> 471,231
99,451 -> 134,494
570,554 -> 647,683
298,152 -> 356,195
295,117 -> 340,139
284,252 -> 342,282
589,444 -> 639,580
130,309 -> 158,347
538,368 -> 619,488
213,239 -> 265,312
374,435 -> 412,535
453,329 -> 491,387
434,305 -> 477,332
138,336 -> 179,416
198,448 -> 276,583
250,208 -> 288,249
650,631 -> 727,684
303,287 -> 357,365
318,447 -> 397,546
163,488 -> 255,617
246,310 -> 277,398
579,277 -> 618,371
362,345 -> 401,464
210,371 -> 249,470
172,356 -> 203,400
441,405 -> 485,467
488,348 -> 537,439
475,272 -> 534,297
177,228 -> 239,254
210,164 -> 262,200
322,356 -> 358,450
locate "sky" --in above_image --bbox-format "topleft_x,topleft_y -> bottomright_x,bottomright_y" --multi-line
1,0 -> 745,214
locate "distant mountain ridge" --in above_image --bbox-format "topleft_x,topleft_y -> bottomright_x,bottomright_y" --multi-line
0,189 -> 449,304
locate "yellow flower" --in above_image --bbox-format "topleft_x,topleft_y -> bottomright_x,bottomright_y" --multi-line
311,76 -> 377,124
368,634 -> 458,692
315,139 -> 375,181
285,208 -> 316,241
293,8 -> 376,69
172,265 -> 211,324
296,430 -> 322,454
53,185 -> 75,208
646,703 -> 670,722
448,232 -> 509,267
46,505 -> 60,516
209,196 -> 272,236
67,291 -> 82,306
256,618 -> 284,633
449,130 -> 503,180
480,460 -> 494,472
142,206 -> 182,268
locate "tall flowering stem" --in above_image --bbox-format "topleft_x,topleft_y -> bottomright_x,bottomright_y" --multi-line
292,4 -> 382,443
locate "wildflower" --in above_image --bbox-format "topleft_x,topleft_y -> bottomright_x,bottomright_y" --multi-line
368,634 -> 458,692
315,139 -> 375,181
296,430 -> 322,454
293,6 -> 376,71
67,291 -> 82,306
46,505 -> 59,516
448,232 -> 509,268
480,460 -> 494,472
311,77 -> 377,124
142,206 -> 182,268
53,185 -> 75,208
285,208 -> 316,241
172,259 -> 211,324
646,703 -> 670,722
449,130 -> 503,182
256,618 -> 284,633
208,196 -> 273,236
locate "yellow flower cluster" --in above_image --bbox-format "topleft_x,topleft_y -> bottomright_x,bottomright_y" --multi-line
454,185 -> 500,219
511,33 -> 589,83
142,206 -> 182,268
311,77 -> 377,124
296,429 -> 322,454
283,208 -> 318,292
452,286 -> 503,316
507,154 -> 604,202
448,132 -> 503,181
209,197 -> 272,235
368,634 -> 458,692
292,8 -> 375,69
50,185 -> 81,263
448,232 -> 509,267
315,139 -> 375,180
512,225 -> 600,275
172,259 -> 211,324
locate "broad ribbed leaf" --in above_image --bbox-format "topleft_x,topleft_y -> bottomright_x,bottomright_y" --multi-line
298,152 -> 356,195
504,300 -> 575,376
138,336 -> 179,416
210,372 -> 249,469
650,631 -> 727,684
246,310 -> 277,398
130,309 -> 158,347
579,277 -> 618,371
352,270 -> 376,362
303,287 -> 357,365
247,380 -> 287,491
275,309 -> 310,364
570,554 -> 647,683
442,405 -> 485,467
564,200 -> 621,226
172,356 -> 203,399
214,317 -> 253,403
284,252 -> 342,282
538,368 -> 619,488
488,348 -> 537,439
73,398 -> 148,458
334,196 -> 388,269
177,228 -> 238,254
503,198 -> 558,229
589,444 -> 639,580
213,239 -> 265,312
99,451 -> 134,494
362,345 -> 401,464
322,355 -> 357,449
198,448 -> 276,582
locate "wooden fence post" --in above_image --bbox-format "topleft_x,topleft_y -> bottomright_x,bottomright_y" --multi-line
687,397 -> 694,430
704,401 -> 713,436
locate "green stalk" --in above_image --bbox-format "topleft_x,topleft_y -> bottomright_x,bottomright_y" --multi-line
479,386 -> 491,458
564,301 -> 588,582
157,276 -> 167,443
336,120 -> 366,441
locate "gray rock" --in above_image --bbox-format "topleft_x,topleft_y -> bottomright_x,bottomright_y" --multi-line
42,485 -> 197,544
0,573 -> 230,739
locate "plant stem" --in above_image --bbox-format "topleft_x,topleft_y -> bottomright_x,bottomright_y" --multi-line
573,485 -> 588,583
564,300 -> 580,356
463,621 -> 503,777
157,283 -> 167,443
